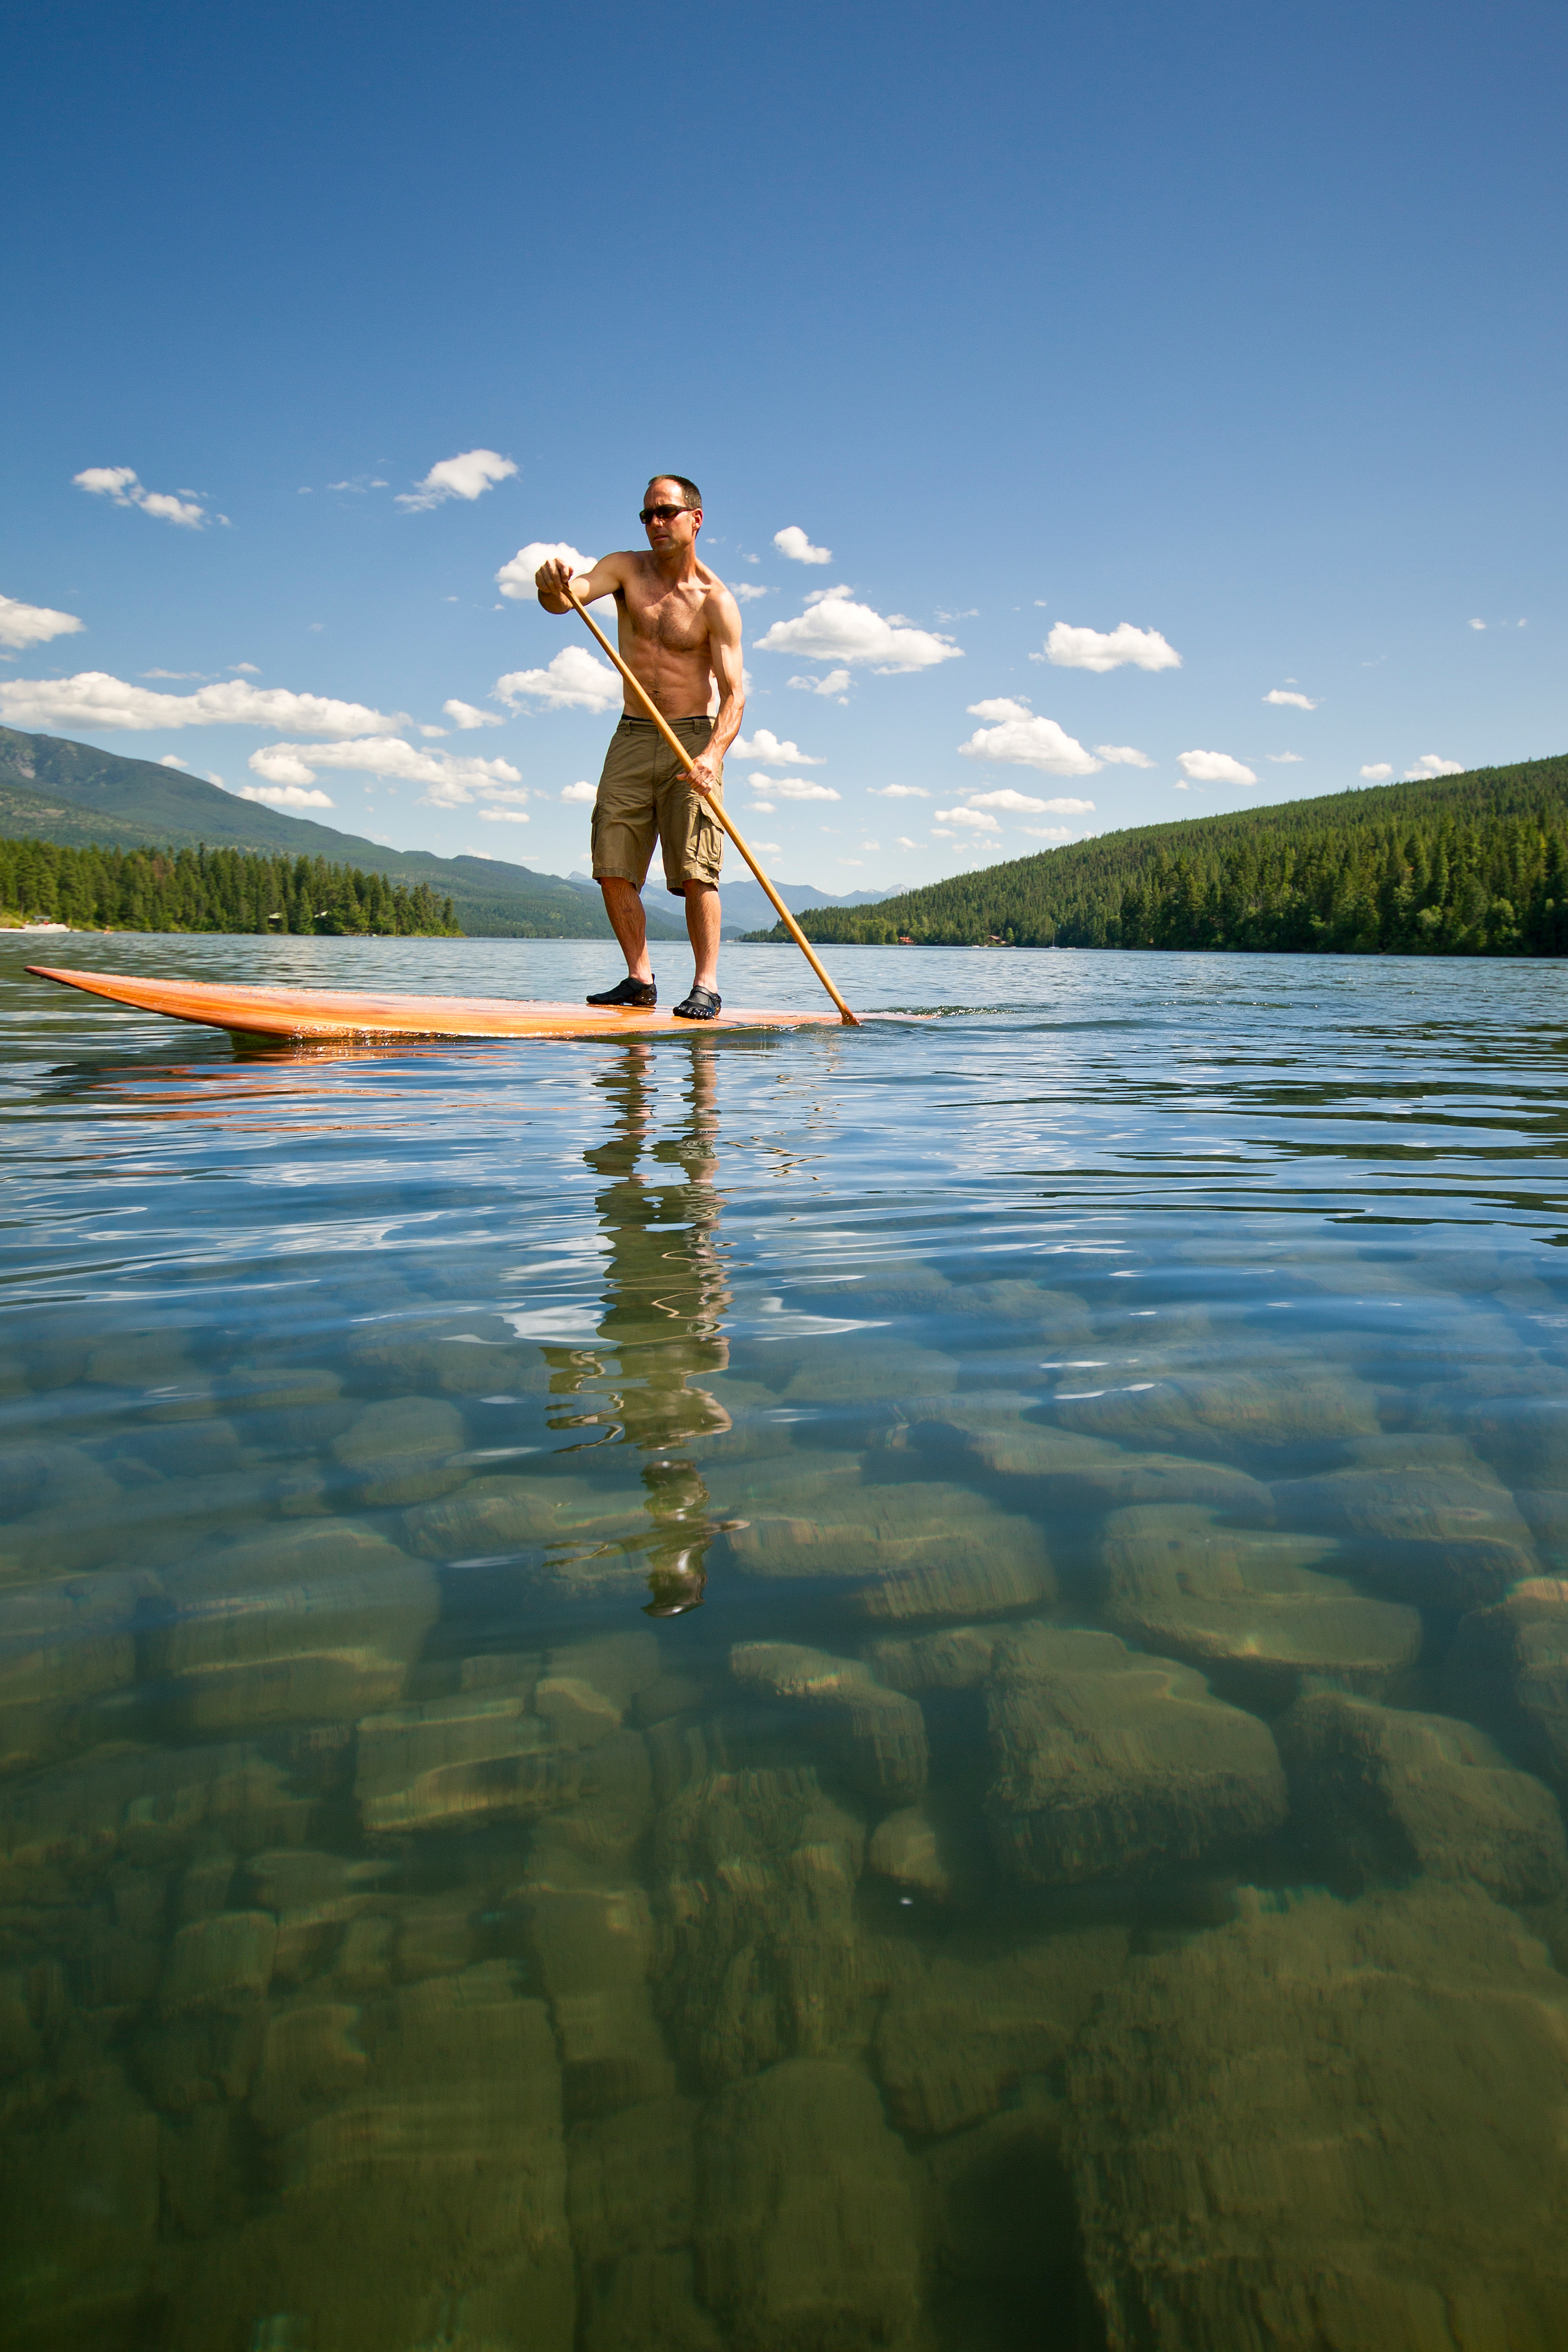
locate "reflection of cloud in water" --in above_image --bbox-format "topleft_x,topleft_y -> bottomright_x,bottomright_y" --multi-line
500,1306 -> 609,1343
749,1294 -> 890,1341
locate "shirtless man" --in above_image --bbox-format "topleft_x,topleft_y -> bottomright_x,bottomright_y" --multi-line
535,476 -> 744,1020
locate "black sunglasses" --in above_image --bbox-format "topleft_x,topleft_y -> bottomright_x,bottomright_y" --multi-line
639,503 -> 689,524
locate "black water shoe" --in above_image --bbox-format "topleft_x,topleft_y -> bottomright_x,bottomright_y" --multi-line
585,976 -> 657,1008
671,986 -> 722,1021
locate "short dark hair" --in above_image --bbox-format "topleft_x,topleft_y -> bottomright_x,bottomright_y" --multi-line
647,474 -> 702,511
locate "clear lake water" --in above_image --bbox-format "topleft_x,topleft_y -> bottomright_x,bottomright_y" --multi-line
2,931 -> 1567,2350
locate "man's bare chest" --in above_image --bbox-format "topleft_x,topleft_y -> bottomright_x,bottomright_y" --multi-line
621,583 -> 709,656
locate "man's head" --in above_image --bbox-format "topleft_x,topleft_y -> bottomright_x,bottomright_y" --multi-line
642,475 -> 702,555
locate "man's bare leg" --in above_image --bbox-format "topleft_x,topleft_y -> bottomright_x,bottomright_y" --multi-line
599,878 -> 653,983
684,883 -> 721,993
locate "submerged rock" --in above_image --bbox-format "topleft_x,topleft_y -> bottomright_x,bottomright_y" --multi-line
159,1909 -> 278,2013
401,1470 -> 646,1562
534,1631 -> 660,1748
169,1961 -> 573,2351
695,2058 -> 922,2350
1273,1443 -> 1539,1611
0,1569 -> 149,1776
329,1395 -> 470,1506
917,1412 -> 1277,1520
345,1317 -> 553,1396
653,1767 -> 865,2088
0,2090 -> 160,2348
354,1690 -> 567,1834
1099,1505 -> 1423,1708
865,1800 -> 982,1906
865,1623 -> 1003,1694
0,1740 -> 309,1898
730,1641 -> 929,1801
875,1928 -> 1127,2137
523,1884 -> 676,2118
247,2000 -> 369,2137
1054,1355 -> 1383,1463
568,2096 -> 721,2351
244,1847 -> 397,1983
1065,1883 -> 1568,2348
1446,1577 -> 1568,1788
984,1627 -> 1287,1884
1275,1688 -> 1568,1906
144,1520 -> 441,1733
727,1477 -> 1049,1616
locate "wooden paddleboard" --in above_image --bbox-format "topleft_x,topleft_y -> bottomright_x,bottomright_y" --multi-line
26,967 -> 846,1044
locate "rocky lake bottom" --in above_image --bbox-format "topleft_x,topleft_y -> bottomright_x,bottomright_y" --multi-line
1,934 -> 1566,2350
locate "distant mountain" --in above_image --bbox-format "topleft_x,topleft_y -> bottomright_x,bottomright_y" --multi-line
716,877 -> 913,937
0,728 -> 687,940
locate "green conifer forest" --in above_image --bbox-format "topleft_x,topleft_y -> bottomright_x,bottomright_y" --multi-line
747,755 -> 1568,955
0,839 -> 461,936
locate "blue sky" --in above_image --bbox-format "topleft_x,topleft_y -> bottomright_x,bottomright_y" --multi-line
3,0 -> 1564,890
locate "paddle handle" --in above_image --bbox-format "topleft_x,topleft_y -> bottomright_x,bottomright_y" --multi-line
562,583 -> 860,1026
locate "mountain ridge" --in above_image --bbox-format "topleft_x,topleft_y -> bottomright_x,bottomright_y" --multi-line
0,728 -> 688,939
0,728 -> 905,941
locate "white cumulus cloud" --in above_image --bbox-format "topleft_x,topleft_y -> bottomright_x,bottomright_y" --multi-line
773,526 -> 832,565
72,467 -> 207,529
1404,755 -> 1464,780
934,806 -> 1001,832
0,594 -> 85,650
1264,689 -> 1318,709
480,808 -> 530,823
560,780 -> 598,804
758,586 -> 961,673
247,737 -> 523,811
958,697 -> 1100,777
1039,621 -> 1181,673
236,782 -> 335,809
754,774 -> 840,803
0,671 -> 401,737
1469,618 -> 1487,631
733,583 -> 771,602
1268,753 -> 1304,764
1360,763 -> 1394,781
733,728 -> 822,765
397,449 -> 517,511
966,787 -> 1095,814
869,784 -> 928,798
158,754 -> 188,768
1177,749 -> 1258,785
443,698 -> 504,730
494,647 -> 621,714
495,542 -> 600,600
1093,744 -> 1154,768
787,670 -> 852,699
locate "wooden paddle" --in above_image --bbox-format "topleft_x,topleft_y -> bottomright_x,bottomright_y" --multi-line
562,581 -> 860,1025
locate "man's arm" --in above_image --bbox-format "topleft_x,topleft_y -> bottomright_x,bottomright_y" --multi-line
535,550 -> 627,612
687,587 -> 745,799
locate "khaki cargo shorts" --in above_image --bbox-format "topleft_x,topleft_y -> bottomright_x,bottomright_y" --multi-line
590,715 -> 725,896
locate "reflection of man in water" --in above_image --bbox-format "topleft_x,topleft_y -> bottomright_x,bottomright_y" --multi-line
546,1044 -> 730,1615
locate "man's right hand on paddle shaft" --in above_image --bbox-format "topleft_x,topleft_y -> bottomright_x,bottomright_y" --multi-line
535,554 -> 575,608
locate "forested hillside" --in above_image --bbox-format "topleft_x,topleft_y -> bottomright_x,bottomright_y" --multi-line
0,838 -> 460,936
746,755 -> 1568,955
0,727 -> 686,940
